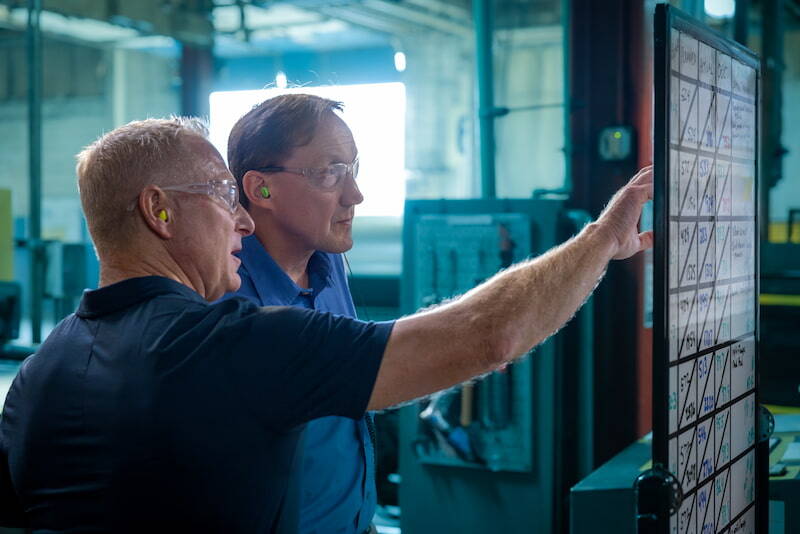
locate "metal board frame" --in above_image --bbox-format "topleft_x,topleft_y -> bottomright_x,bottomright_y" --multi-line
653,4 -> 761,533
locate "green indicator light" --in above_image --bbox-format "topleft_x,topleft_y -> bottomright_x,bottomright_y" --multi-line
613,131 -> 622,140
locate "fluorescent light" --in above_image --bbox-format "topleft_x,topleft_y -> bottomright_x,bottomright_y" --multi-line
705,0 -> 735,19
393,51 -> 406,72
7,7 -> 139,42
275,71 -> 288,89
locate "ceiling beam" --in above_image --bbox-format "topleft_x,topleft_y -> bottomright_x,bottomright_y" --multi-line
0,0 -> 214,46
276,0 -> 470,37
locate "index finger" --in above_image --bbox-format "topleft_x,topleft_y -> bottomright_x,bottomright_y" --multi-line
630,166 -> 653,186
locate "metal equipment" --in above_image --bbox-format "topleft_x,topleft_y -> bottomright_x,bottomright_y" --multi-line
760,235 -> 800,407
398,198 -> 594,533
43,241 -> 98,323
0,283 -> 21,347
0,190 -> 11,283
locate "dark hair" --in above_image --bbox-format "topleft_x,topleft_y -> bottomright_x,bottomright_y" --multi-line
227,93 -> 344,209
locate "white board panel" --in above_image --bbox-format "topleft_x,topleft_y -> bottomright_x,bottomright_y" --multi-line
663,21 -> 758,533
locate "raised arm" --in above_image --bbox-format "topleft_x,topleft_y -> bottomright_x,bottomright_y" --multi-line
368,166 -> 653,410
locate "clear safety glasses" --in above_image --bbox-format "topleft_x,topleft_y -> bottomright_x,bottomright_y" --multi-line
159,179 -> 240,213
251,158 -> 359,190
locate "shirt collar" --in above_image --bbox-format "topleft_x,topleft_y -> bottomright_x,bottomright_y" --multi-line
76,276 -> 205,318
236,234 -> 334,306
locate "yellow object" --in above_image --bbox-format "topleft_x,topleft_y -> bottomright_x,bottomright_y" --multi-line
0,189 -> 12,281
760,294 -> 800,307
158,210 -> 168,222
769,221 -> 800,243
764,404 -> 800,415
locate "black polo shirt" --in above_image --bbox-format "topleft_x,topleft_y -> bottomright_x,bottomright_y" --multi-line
0,276 -> 392,533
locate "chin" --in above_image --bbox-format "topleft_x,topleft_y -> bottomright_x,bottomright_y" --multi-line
211,275 -> 240,301
322,235 -> 354,254
320,226 -> 354,252
227,274 -> 242,293
322,243 -> 353,254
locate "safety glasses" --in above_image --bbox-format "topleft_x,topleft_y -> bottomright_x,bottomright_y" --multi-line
251,158 -> 359,190
160,179 -> 240,213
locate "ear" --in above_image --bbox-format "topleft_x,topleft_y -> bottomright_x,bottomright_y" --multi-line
137,185 -> 173,239
242,171 -> 274,211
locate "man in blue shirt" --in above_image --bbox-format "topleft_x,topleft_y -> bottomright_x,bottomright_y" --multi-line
226,94 -> 374,534
0,117 -> 654,532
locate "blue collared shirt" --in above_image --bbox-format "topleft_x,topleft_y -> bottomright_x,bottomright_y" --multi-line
230,234 -> 376,534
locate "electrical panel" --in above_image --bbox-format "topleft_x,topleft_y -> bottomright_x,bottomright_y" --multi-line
399,198 -> 596,534
411,212 -> 534,471
401,199 -> 567,475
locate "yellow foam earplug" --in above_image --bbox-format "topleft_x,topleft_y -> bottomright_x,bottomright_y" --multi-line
158,210 -> 168,222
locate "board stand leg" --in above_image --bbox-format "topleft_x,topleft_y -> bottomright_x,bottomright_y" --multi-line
757,406 -> 775,533
634,466 -> 682,534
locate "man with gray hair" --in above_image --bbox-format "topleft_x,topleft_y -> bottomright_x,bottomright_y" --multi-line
0,116 -> 652,533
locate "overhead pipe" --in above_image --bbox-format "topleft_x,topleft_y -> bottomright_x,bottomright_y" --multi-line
762,0 -> 785,242
733,0 -> 750,45
473,0 -> 496,199
27,0 -> 43,344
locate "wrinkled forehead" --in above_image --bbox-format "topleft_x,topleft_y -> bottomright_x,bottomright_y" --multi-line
321,113 -> 356,147
174,135 -> 233,184
291,113 -> 357,162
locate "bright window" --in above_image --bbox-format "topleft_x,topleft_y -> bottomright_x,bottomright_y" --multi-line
209,83 -> 406,216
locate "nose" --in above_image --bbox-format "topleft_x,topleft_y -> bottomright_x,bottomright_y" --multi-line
234,203 -> 255,236
340,174 -> 364,207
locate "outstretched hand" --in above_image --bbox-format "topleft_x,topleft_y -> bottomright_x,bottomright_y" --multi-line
596,165 -> 654,260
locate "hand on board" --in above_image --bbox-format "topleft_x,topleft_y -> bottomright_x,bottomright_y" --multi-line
596,165 -> 654,260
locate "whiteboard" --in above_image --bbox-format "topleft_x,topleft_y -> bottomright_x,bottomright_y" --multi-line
655,6 -> 760,534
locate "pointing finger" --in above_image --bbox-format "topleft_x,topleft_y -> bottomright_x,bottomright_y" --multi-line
630,167 -> 654,187
638,230 -> 654,251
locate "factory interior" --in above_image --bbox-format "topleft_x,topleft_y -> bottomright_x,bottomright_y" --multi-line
0,0 -> 799,532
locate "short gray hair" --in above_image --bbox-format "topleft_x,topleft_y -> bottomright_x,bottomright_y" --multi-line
76,117 -> 208,255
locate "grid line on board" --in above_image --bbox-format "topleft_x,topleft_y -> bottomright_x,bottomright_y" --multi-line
671,69 -> 755,105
